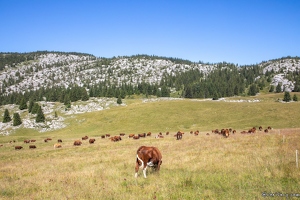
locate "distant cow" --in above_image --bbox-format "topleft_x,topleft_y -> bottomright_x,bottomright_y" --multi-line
105,134 -> 110,138
259,126 -> 263,131
54,143 -> 62,148
120,133 -> 126,136
166,131 -> 169,135
15,146 -> 23,150
101,135 -> 105,139
74,140 -> 82,146
155,135 -> 164,139
176,131 -> 183,140
82,136 -> 88,140
29,145 -> 36,149
133,135 -> 139,140
24,140 -> 30,143
30,140 -> 36,142
264,129 -> 269,133
138,133 -> 146,138
135,146 -> 162,178
89,138 -> 96,144
57,139 -> 62,143
147,132 -> 152,136
128,134 -> 135,138
110,136 -> 122,142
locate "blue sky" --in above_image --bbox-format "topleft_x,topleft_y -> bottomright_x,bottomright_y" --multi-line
1,0 -> 299,65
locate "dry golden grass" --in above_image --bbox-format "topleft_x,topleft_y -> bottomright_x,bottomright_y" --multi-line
1,129 -> 300,199
1,95 -> 300,199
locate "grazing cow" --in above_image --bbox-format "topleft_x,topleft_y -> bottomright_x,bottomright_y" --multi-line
138,133 -> 146,138
206,133 -> 210,135
24,140 -> 30,143
120,133 -> 126,136
30,140 -> 36,142
54,143 -> 62,148
212,129 -> 219,134
133,135 -> 139,140
29,145 -> 36,149
190,131 -> 193,134
155,135 -> 164,139
232,130 -> 236,134
264,129 -> 269,133
74,140 -> 82,146
101,135 -> 105,139
147,132 -> 152,136
57,139 -> 62,143
166,131 -> 169,135
82,136 -> 88,140
268,126 -> 272,130
259,126 -> 263,131
128,134 -> 135,138
110,136 -> 122,142
44,139 -> 48,142
89,138 -> 96,144
176,131 -> 183,140
15,146 -> 23,150
194,130 -> 199,136
135,146 -> 162,178
105,134 -> 110,138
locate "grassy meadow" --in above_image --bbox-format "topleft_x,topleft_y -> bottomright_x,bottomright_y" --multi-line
1,94 -> 300,199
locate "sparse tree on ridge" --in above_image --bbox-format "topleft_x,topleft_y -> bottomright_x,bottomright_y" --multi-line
293,94 -> 298,101
3,109 -> 11,123
283,91 -> 291,102
13,113 -> 22,126
36,106 -> 45,123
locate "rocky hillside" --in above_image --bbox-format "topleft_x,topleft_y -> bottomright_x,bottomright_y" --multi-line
0,52 -> 299,135
1,53 -> 299,96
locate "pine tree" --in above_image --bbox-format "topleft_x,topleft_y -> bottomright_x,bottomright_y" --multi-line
19,98 -> 28,110
293,94 -> 298,101
36,106 -> 45,123
283,91 -> 291,102
13,113 -> 22,126
2,109 -> 11,123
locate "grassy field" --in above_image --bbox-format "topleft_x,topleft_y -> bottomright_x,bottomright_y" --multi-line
1,94 -> 300,199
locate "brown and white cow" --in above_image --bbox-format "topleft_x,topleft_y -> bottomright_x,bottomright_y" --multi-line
54,143 -> 62,148
135,146 -> 162,178
176,131 -> 183,140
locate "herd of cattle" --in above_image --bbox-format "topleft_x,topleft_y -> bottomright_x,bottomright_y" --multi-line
1,126 -> 274,178
1,126 -> 273,151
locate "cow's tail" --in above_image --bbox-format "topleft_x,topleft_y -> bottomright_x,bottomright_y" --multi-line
136,154 -> 144,169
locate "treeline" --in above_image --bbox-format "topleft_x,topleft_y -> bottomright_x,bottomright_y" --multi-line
0,82 -> 171,107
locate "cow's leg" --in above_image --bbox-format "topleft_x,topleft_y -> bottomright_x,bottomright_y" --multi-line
143,166 -> 147,178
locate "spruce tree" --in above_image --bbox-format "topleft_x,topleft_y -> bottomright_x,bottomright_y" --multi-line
28,100 -> 34,113
276,83 -> 282,93
117,96 -> 122,104
36,106 -> 45,123
283,91 -> 291,102
19,98 -> 28,110
31,103 -> 40,114
293,94 -> 298,101
3,109 -> 11,123
13,113 -> 22,126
